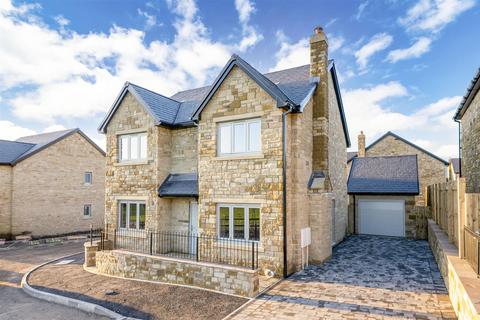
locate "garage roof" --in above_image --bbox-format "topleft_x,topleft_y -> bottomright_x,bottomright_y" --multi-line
348,155 -> 419,195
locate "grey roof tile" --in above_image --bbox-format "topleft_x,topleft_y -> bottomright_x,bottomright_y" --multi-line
348,155 -> 419,194
347,152 -> 357,162
0,140 -> 35,164
450,158 -> 460,174
158,173 -> 198,197
454,68 -> 480,120
15,129 -> 78,162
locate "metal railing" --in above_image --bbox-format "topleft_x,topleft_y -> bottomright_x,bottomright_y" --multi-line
464,226 -> 480,275
101,227 -> 259,270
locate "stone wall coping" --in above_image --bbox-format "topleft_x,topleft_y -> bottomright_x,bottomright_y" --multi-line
428,219 -> 480,316
113,160 -> 152,167
112,249 -> 258,274
84,241 -> 99,248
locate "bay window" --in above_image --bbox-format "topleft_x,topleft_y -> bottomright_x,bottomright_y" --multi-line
119,132 -> 147,162
217,204 -> 260,241
217,118 -> 261,155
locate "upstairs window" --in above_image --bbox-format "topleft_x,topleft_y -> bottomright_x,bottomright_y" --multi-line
217,118 -> 261,155
84,172 -> 92,185
119,133 -> 147,162
83,204 -> 92,218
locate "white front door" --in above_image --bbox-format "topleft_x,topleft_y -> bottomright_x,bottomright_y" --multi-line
189,201 -> 198,254
358,199 -> 405,237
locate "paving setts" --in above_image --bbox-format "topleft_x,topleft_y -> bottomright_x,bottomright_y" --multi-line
231,235 -> 456,320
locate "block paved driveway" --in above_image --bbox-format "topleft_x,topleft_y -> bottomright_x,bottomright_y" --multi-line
0,240 -> 106,320
231,235 -> 456,320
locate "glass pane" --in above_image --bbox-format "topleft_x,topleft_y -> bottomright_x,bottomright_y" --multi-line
120,203 -> 127,228
129,203 -> 137,229
139,203 -> 146,230
85,172 -> 92,184
233,123 -> 246,153
233,207 -> 245,240
120,136 -> 129,160
249,208 -> 260,241
140,134 -> 147,159
219,207 -> 230,238
248,121 -> 261,152
130,136 -> 138,160
219,125 -> 231,154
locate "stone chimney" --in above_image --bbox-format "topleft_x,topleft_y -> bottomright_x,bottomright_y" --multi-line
310,26 -> 329,172
358,131 -> 366,157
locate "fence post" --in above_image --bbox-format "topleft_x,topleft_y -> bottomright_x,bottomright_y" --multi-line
149,231 -> 153,256
477,238 -> 480,275
196,236 -> 199,262
251,242 -> 255,270
113,229 -> 117,249
90,224 -> 93,246
458,177 -> 466,258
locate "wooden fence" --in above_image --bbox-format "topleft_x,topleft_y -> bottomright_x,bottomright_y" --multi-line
427,177 -> 480,255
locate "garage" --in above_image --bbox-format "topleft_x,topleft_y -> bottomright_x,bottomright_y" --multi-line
357,199 -> 405,237
347,155 -> 419,238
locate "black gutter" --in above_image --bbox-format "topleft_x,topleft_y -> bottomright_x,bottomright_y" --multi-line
455,118 -> 462,177
282,104 -> 294,278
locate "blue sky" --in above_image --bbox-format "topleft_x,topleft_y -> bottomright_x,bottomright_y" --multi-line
0,0 -> 479,159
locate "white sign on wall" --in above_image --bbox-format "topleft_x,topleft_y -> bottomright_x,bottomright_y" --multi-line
301,227 -> 311,248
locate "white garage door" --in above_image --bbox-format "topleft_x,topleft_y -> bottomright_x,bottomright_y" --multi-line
358,199 -> 405,237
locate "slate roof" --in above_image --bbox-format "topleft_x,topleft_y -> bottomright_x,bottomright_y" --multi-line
347,155 -> 419,195
0,129 -> 105,165
0,140 -> 35,164
347,151 -> 357,162
454,68 -> 480,121
158,173 -> 198,197
450,158 -> 460,174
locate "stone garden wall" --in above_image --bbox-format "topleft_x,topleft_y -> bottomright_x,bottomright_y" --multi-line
95,250 -> 259,297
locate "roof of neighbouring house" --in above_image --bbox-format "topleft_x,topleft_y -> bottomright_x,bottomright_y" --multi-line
0,129 -> 105,165
347,155 -> 419,195
450,158 -> 460,174
454,68 -> 480,121
98,54 -> 351,147
158,173 -> 198,198
347,131 -> 448,165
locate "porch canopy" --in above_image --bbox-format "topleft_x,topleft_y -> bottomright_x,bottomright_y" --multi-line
158,173 -> 198,198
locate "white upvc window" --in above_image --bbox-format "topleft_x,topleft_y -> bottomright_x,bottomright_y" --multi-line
119,133 -> 147,162
217,204 -> 260,241
83,204 -> 92,218
118,201 -> 146,230
217,118 -> 261,155
84,172 -> 92,185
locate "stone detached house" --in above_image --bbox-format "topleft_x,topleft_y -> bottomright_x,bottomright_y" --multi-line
347,131 -> 448,238
98,27 -> 350,278
0,129 -> 105,239
454,67 -> 480,193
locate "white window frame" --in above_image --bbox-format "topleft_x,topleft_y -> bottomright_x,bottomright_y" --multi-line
83,204 -> 92,218
216,204 -> 260,242
118,132 -> 147,162
217,118 -> 261,156
84,172 -> 92,185
118,201 -> 146,230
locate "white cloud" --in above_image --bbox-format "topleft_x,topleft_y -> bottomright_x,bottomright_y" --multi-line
354,33 -> 393,70
0,0 -> 266,124
234,0 -> 263,51
399,0 -> 475,33
137,9 -> 157,30
54,15 -> 69,27
0,120 -> 36,140
387,37 -> 432,63
42,124 -> 66,133
356,1 -> 369,20
328,34 -> 344,53
343,81 -> 461,159
269,31 -> 309,72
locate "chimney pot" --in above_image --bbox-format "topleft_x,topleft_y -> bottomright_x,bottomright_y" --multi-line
358,131 -> 366,158
314,26 -> 324,34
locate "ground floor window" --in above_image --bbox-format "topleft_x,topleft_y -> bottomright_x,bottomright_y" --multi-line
217,204 -> 260,241
119,201 -> 146,230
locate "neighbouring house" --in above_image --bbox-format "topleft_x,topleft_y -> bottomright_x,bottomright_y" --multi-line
96,25 -> 350,286
348,131 -> 448,206
448,158 -> 460,182
347,155 -> 420,238
454,68 -> 480,193
0,129 -> 105,239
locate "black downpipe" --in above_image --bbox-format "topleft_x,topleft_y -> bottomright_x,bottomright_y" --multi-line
282,106 -> 294,278
455,119 -> 462,176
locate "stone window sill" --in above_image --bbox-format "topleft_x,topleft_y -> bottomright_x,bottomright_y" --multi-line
114,160 -> 151,166
215,153 -> 264,161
